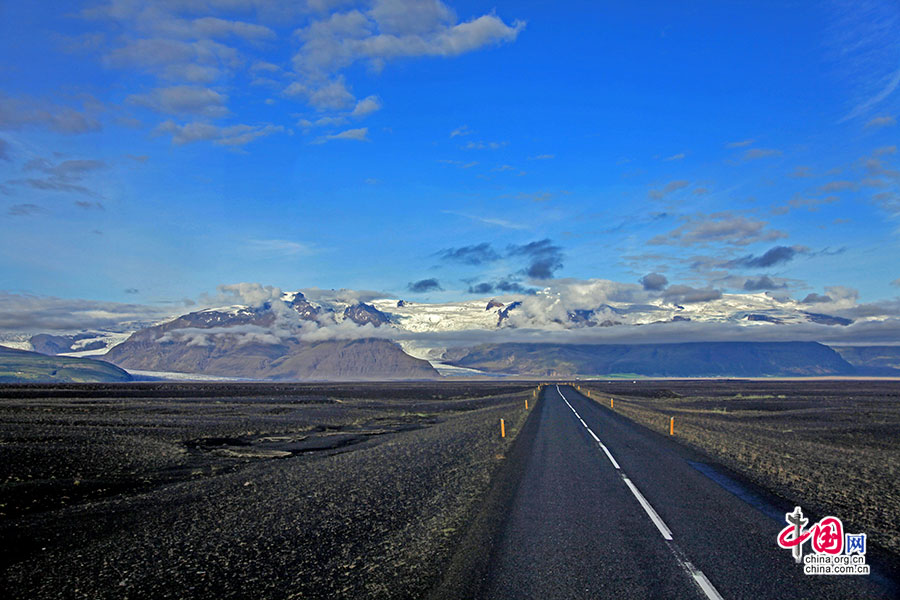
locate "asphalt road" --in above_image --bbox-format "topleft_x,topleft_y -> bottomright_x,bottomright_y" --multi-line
478,385 -> 895,599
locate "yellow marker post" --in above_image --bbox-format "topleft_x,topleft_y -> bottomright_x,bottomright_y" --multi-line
525,399 -> 529,410
670,416 -> 674,436
500,418 -> 506,438
610,398 -> 614,409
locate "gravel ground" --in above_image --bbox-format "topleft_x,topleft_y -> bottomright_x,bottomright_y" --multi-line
580,379 -> 900,561
0,383 -> 536,599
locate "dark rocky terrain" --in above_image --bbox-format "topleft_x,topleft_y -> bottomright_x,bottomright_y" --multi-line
106,335 -> 438,380
0,382 -> 535,599
343,302 -> 391,327
581,379 -> 900,559
448,341 -> 861,377
832,345 -> 900,374
101,302 -> 436,380
29,334 -> 106,356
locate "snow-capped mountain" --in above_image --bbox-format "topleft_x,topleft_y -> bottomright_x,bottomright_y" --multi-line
7,281 -> 886,379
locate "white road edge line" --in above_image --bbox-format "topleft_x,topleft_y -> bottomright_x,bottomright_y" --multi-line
555,384 -> 725,600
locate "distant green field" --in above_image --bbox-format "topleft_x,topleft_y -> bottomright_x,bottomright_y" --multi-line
0,347 -> 132,383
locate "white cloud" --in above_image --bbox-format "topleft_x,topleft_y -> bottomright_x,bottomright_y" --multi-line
843,68 -> 900,122
649,212 -> 787,247
191,17 -> 277,41
127,85 -> 229,118
866,115 -> 896,129
309,77 -> 356,110
442,210 -> 527,229
298,115 -> 348,128
155,120 -> 284,145
369,0 -> 454,36
450,124 -> 471,137
351,94 -> 382,117
316,126 -> 369,142
464,140 -> 506,150
247,239 -> 316,256
743,148 -> 782,160
648,180 -> 689,199
0,92 -> 101,134
0,291 -> 176,333
291,2 -> 524,111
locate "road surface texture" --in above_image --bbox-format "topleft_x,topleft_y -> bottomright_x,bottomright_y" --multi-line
477,385 -> 895,599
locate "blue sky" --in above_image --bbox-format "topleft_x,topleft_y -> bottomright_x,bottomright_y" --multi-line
1,0 -> 898,314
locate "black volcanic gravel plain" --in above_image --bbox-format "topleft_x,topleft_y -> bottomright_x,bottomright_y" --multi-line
0,382 -> 536,599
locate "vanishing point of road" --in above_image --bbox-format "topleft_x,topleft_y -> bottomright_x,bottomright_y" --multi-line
474,385 -> 894,599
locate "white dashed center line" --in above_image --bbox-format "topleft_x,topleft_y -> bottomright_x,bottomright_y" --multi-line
555,385 -> 724,600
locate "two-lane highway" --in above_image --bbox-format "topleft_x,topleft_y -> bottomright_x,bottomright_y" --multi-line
478,385 -> 892,599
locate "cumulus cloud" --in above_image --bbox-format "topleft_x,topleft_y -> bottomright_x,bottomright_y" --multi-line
648,180 -> 689,200
802,293 -> 833,304
316,127 -> 369,142
743,148 -> 782,160
865,115 -> 896,129
0,291 -> 175,333
464,140 -> 507,150
7,204 -> 45,217
439,239 -> 564,285
190,17 -> 277,41
467,282 -> 494,294
649,213 -> 787,247
662,285 -> 722,304
639,272 -> 668,291
726,245 -> 806,268
300,287 -> 388,306
408,278 -> 442,293
466,279 -> 531,295
787,194 -> 840,212
0,92 -> 101,134
742,275 -> 787,291
127,85 -> 230,118
294,3 -> 524,74
204,283 -> 285,309
159,324 -> 284,347
289,1 -> 523,112
507,239 -> 564,279
351,94 -> 382,117
66,1 -> 523,145
436,242 -> 501,265
7,157 -> 107,199
68,5 -> 365,145
155,120 -> 284,146
450,124 -> 471,137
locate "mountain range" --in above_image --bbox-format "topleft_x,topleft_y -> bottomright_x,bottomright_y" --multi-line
1,289 -> 898,381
